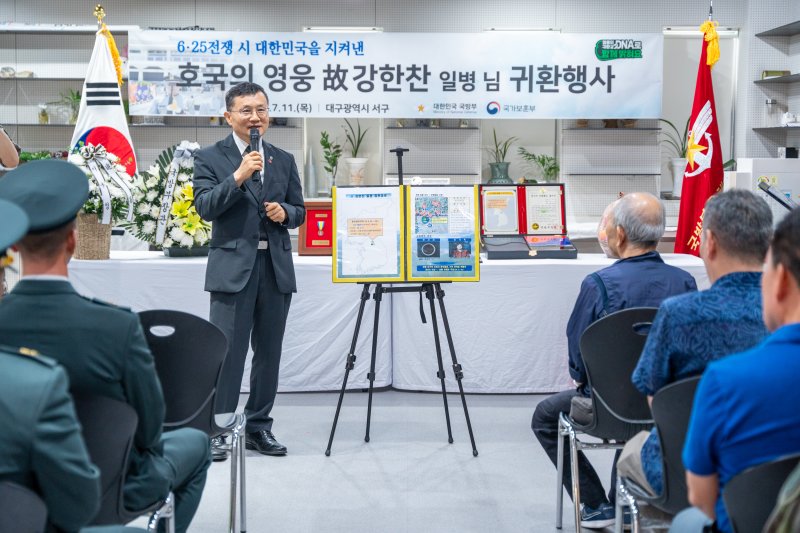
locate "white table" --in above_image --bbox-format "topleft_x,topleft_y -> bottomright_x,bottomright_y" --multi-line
69,252 -> 392,392
69,252 -> 708,393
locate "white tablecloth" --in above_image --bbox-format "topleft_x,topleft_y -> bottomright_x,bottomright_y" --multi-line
69,252 -> 708,393
392,254 -> 709,393
69,252 -> 392,392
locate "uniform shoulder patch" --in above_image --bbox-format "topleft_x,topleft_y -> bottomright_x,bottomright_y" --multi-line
0,344 -> 57,366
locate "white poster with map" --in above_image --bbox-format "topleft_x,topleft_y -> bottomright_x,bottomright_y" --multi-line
333,186 -> 404,282
407,185 -> 480,282
481,187 -> 519,234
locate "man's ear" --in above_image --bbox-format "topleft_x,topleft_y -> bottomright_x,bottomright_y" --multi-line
65,227 -> 77,257
775,263 -> 791,304
704,230 -> 717,259
615,225 -> 627,248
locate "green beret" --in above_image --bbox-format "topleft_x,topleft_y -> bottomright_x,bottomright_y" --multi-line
0,160 -> 89,233
0,198 -> 29,253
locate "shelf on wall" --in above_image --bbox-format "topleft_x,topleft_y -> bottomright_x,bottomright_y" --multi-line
755,20 -> 800,38
754,73 -> 800,84
385,172 -> 479,176
0,77 -> 102,82
562,127 -> 661,131
752,126 -> 800,133
385,126 -> 479,130
566,173 -> 661,176
0,24 -> 138,34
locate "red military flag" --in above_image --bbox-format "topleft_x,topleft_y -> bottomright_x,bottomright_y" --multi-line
674,21 -> 724,255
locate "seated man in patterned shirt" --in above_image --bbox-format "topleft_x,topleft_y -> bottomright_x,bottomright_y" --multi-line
617,189 -> 773,497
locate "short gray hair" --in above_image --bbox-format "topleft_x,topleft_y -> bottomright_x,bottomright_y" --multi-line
612,193 -> 665,248
703,189 -> 773,263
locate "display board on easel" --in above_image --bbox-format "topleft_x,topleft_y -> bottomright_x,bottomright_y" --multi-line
332,184 -> 480,283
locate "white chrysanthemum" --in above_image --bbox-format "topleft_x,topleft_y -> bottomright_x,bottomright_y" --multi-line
178,172 -> 189,182
142,220 -> 156,235
148,165 -> 159,175
149,206 -> 160,218
106,153 -> 119,163
180,235 -> 194,247
170,226 -> 186,241
180,159 -> 193,169
68,153 -> 84,166
88,180 -> 98,193
146,190 -> 158,202
162,237 -> 174,247
137,203 -> 151,216
145,176 -> 159,188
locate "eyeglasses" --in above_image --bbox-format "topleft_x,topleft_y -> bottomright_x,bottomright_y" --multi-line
232,107 -> 268,118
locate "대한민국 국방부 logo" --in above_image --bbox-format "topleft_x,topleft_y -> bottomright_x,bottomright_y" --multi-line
595,39 -> 643,61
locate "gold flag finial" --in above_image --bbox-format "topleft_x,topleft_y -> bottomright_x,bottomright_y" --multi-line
94,4 -> 106,25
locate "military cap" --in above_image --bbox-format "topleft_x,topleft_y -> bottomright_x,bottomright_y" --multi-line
0,197 -> 29,254
0,159 -> 88,233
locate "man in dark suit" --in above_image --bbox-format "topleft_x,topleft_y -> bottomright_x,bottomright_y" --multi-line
0,160 -> 211,533
0,197 -> 102,533
193,82 -> 305,457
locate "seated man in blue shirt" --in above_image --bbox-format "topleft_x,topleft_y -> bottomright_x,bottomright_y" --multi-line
671,207 -> 800,533
618,189 -> 773,497
532,192 -> 697,529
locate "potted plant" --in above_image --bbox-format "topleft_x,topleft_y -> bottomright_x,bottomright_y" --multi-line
60,89 -> 82,125
343,119 -> 369,185
518,147 -> 560,183
320,130 -> 342,197
660,118 -> 689,197
486,128 -> 517,184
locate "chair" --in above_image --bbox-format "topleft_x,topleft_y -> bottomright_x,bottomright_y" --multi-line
138,309 -> 247,533
724,453 -> 800,533
615,376 -> 701,533
0,481 -> 48,533
72,394 -> 175,532
556,307 -> 658,532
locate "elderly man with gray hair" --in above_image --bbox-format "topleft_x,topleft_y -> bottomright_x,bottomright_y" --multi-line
532,192 -> 698,529
618,188 -> 773,499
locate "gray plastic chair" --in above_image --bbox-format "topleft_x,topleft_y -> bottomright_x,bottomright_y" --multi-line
556,307 -> 657,532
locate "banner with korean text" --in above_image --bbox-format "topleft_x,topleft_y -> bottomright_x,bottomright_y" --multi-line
128,31 -> 663,119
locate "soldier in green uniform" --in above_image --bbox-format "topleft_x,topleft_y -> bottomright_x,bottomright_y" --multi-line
0,161 -> 211,533
0,197 -> 102,532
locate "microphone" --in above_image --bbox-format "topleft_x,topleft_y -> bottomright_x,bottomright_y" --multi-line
249,127 -> 261,182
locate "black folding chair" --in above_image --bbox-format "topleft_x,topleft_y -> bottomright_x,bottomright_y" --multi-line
0,481 -> 48,533
724,453 -> 800,533
556,307 -> 657,532
615,376 -> 701,533
138,309 -> 246,533
73,394 -> 174,532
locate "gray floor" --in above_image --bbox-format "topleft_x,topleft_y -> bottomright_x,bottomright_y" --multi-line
147,390 -> 618,533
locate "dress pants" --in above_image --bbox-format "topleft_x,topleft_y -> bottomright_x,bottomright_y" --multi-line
210,248 -> 292,431
532,389 -> 619,508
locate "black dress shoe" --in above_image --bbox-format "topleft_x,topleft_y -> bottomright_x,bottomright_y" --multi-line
211,435 -> 229,462
245,430 -> 287,456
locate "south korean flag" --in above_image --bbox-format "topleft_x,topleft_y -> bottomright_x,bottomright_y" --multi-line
70,26 -> 137,178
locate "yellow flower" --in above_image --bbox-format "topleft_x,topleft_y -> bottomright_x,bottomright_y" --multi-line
181,211 -> 202,236
181,184 -> 194,201
171,199 -> 191,218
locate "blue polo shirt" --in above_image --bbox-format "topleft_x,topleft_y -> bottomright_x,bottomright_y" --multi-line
632,272 -> 768,494
566,251 -> 698,394
683,323 -> 800,533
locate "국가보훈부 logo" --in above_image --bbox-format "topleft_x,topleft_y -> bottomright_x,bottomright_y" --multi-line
595,39 -> 643,61
486,101 -> 500,115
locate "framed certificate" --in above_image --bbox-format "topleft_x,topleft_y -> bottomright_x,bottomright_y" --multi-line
406,185 -> 480,282
298,199 -> 333,255
480,186 -> 519,235
332,186 -> 406,283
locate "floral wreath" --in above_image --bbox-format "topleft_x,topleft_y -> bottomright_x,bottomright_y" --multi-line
68,144 -> 135,224
123,141 -> 210,249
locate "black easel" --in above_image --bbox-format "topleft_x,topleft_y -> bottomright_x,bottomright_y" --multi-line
325,147 -> 479,457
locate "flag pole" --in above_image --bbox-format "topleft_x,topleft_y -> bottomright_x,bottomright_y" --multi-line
708,0 -> 713,21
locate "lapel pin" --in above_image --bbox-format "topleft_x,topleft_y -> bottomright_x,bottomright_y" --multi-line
268,156 -> 273,164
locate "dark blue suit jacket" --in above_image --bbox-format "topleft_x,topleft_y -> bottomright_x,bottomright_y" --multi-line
193,133 -> 305,294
